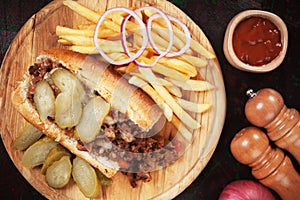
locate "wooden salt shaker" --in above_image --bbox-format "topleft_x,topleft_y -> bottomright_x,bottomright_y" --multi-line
231,127 -> 300,199
245,88 -> 300,164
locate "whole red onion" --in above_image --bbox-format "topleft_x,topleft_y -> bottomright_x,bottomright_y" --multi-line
218,180 -> 275,200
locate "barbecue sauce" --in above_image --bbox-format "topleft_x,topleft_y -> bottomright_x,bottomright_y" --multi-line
233,16 -> 282,66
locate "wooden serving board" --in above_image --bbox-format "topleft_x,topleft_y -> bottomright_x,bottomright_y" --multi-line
0,0 -> 226,199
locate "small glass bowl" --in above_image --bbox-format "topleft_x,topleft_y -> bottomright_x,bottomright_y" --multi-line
223,10 -> 288,73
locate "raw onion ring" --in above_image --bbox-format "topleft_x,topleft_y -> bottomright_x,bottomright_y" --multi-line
122,6 -> 174,68
94,6 -> 191,68
151,14 -> 191,57
94,7 -> 147,65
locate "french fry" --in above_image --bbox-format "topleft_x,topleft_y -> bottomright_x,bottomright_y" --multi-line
128,76 -> 173,121
153,17 -> 215,59
130,72 -> 173,87
56,25 -> 119,39
124,20 -> 177,52
63,1 -> 101,23
62,35 -> 128,54
56,26 -> 94,37
189,38 -> 216,59
98,41 -> 129,53
179,54 -> 208,68
59,35 -> 128,52
139,68 -> 200,129
103,6 -> 136,19
107,53 -> 129,62
126,62 -> 138,73
165,85 -> 182,98
71,45 -> 129,55
77,24 -> 96,30
170,25 -> 215,59
59,35 -> 95,46
137,56 -> 190,81
155,77 -> 173,87
114,66 -> 128,74
168,78 -> 214,91
152,64 -> 190,81
58,39 -> 72,45
155,56 -> 198,77
152,22 -> 185,50
70,46 -> 98,54
102,20 -> 122,33
149,32 -> 178,53
133,33 -> 153,51
171,115 -> 192,142
175,97 -> 211,113
111,15 -> 140,31
142,9 -> 156,18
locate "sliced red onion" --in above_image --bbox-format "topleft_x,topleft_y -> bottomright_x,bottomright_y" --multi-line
120,11 -> 148,65
143,8 -> 174,55
94,7 -> 147,65
133,7 -> 174,67
163,15 -> 191,57
94,6 -> 191,68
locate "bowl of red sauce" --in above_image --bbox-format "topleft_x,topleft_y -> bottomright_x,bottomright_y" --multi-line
223,10 -> 288,73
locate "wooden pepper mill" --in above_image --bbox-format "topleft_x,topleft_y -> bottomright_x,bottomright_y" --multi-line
245,88 -> 300,164
231,127 -> 300,200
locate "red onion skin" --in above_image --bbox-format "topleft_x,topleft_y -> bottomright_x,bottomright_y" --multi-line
218,180 -> 275,200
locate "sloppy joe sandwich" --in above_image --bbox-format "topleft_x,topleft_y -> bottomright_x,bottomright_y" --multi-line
11,49 -> 175,180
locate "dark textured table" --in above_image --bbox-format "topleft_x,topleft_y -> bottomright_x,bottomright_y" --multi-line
1,0 -> 299,199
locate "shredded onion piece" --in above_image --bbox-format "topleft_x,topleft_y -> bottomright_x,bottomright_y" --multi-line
94,7 -> 147,65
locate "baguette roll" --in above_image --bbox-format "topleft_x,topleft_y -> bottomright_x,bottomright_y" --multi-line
12,49 -> 163,178
43,49 -> 162,131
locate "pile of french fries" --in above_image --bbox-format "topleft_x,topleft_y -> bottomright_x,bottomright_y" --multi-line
56,1 -> 216,142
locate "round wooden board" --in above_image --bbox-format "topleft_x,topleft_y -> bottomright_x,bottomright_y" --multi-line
0,0 -> 226,199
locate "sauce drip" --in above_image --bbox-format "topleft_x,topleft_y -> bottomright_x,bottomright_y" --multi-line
233,17 -> 282,66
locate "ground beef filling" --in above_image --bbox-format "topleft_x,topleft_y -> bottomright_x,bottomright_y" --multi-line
28,57 -> 63,102
27,57 -> 180,187
85,110 -> 180,187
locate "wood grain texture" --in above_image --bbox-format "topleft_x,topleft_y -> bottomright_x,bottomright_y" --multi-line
0,0 -> 226,199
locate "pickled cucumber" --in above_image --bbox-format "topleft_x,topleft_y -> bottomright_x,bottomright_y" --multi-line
45,156 -> 72,189
96,170 -> 112,187
41,145 -> 71,174
33,80 -> 55,121
72,157 -> 100,198
51,68 -> 86,103
13,123 -> 43,150
55,90 -> 82,128
21,137 -> 58,168
75,96 -> 110,143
